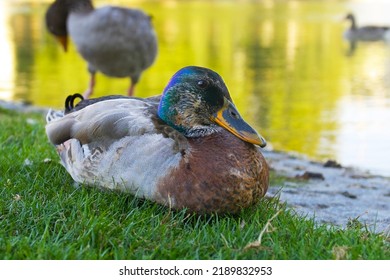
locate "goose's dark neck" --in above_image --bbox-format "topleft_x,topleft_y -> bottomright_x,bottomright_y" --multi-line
349,16 -> 357,30
66,0 -> 94,13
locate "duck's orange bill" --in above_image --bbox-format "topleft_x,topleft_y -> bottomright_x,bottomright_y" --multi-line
211,98 -> 267,147
56,35 -> 68,52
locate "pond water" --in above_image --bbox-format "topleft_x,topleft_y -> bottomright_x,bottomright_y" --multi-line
1,0 -> 390,176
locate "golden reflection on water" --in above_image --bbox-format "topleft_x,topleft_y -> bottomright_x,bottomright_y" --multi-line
0,1 -> 15,101
1,0 -> 390,175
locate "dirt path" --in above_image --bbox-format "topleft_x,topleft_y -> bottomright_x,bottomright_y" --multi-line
264,149 -> 390,234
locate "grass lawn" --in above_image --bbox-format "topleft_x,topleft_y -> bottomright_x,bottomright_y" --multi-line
0,107 -> 389,259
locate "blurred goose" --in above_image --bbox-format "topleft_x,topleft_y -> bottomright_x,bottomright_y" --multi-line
344,13 -> 390,41
46,66 -> 269,214
45,0 -> 158,98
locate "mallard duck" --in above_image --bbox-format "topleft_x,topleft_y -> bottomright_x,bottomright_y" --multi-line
45,0 -> 157,98
344,13 -> 390,41
46,66 -> 269,214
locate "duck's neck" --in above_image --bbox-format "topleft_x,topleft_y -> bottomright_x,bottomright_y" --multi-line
184,125 -> 221,138
67,0 -> 94,13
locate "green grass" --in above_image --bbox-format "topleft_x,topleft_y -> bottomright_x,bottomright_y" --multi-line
0,108 -> 389,259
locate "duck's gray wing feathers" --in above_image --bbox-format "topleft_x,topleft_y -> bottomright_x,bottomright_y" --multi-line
46,98 -> 157,147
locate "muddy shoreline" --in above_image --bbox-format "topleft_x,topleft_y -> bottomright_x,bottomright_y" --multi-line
264,149 -> 390,234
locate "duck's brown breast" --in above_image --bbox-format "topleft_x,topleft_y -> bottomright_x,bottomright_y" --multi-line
155,130 -> 269,214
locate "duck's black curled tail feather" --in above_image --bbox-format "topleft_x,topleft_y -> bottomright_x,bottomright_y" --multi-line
64,94 -> 134,114
65,93 -> 84,114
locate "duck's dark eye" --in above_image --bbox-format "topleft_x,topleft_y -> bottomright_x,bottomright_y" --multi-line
196,80 -> 209,89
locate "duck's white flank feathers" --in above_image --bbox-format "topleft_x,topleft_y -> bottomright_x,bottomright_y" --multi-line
46,99 -> 182,200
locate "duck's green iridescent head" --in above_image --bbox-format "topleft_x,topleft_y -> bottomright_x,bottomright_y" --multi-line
157,66 -> 266,147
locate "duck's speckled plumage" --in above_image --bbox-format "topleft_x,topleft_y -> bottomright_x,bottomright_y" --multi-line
45,0 -> 157,97
46,66 -> 269,214
155,132 -> 268,213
